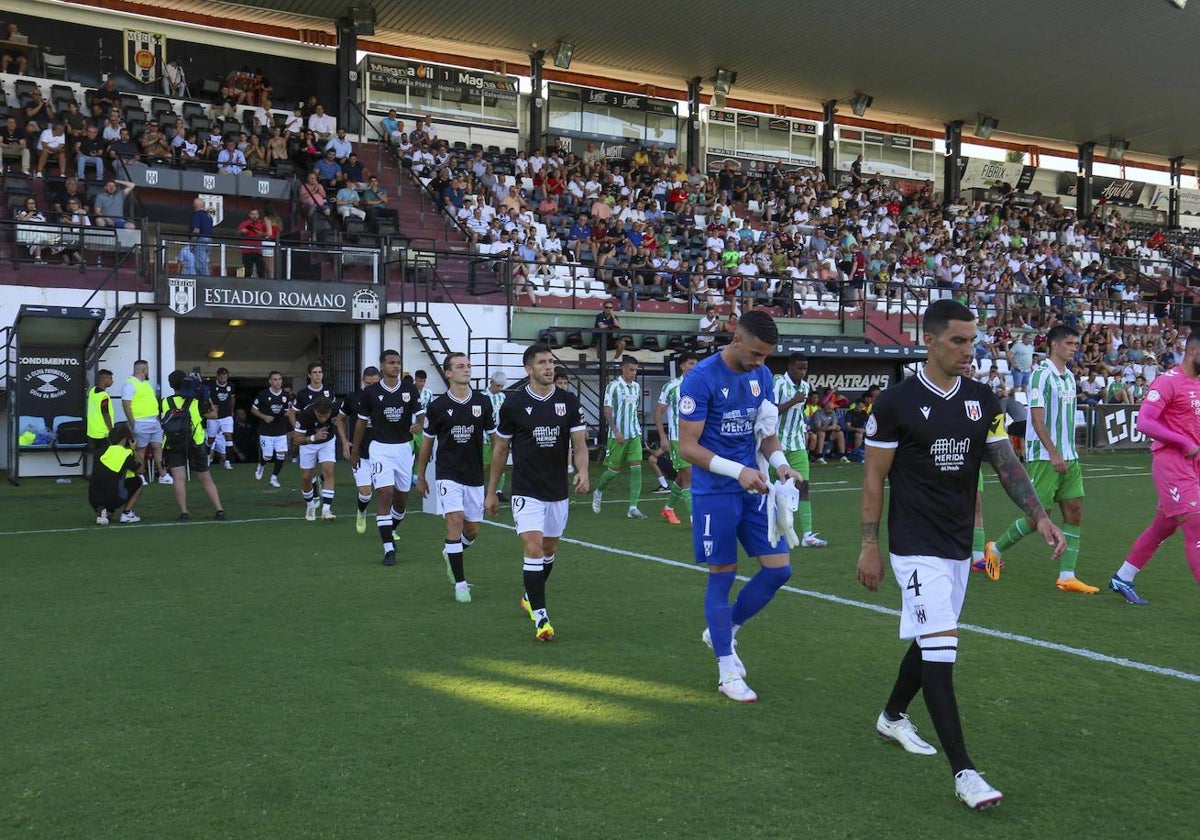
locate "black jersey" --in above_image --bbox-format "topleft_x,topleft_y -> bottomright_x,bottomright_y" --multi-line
867,369 -> 1006,559
340,389 -> 373,457
496,385 -> 585,502
211,381 -> 235,418
294,405 -> 338,441
423,390 -> 495,486
252,387 -> 292,435
358,378 -> 423,445
292,384 -> 335,415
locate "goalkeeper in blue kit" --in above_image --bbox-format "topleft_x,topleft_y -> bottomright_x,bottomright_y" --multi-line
678,309 -> 802,703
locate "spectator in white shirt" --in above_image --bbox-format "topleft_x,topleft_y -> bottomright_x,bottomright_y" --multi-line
325,128 -> 352,163
35,122 -> 67,178
308,105 -> 333,142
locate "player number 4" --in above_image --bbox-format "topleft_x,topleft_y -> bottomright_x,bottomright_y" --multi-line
906,570 -> 922,597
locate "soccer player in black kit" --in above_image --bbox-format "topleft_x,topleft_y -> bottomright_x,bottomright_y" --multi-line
251,371 -> 291,488
289,361 -> 335,425
352,350 -> 423,566
415,352 -> 495,603
292,396 -> 339,521
337,365 -> 380,536
485,343 -> 590,641
857,300 -> 1065,811
206,366 -> 235,470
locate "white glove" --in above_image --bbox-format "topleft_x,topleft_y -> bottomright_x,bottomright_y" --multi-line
774,478 -> 801,549
754,399 -> 780,476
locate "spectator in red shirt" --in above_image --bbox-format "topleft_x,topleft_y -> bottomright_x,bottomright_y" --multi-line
237,209 -> 267,278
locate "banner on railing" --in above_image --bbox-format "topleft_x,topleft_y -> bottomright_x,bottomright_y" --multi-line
164,277 -> 381,323
1091,404 -> 1150,450
1057,172 -> 1146,206
124,29 -> 166,85
960,158 -> 1037,192
363,55 -> 518,100
1142,184 -> 1200,216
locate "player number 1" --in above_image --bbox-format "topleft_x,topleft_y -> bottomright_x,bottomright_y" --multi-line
702,515 -> 711,537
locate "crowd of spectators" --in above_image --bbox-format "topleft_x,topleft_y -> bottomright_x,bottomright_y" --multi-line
389,123 -> 1196,328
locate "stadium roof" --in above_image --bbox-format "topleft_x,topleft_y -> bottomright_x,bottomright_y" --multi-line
187,0 -> 1200,161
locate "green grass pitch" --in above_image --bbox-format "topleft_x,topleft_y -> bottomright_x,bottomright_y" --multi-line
2,452 -> 1196,838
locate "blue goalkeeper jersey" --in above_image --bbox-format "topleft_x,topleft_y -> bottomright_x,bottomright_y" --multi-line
678,352 -> 773,496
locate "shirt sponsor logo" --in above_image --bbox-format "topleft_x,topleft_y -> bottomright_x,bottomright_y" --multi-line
930,437 -> 970,471
532,425 -> 560,447
720,409 -> 755,436
964,400 -> 982,422
450,424 -> 474,444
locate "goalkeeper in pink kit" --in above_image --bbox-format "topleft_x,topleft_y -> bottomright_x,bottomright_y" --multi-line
1109,333 -> 1200,605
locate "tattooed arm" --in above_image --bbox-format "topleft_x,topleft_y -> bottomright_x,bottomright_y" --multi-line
986,437 -> 1066,558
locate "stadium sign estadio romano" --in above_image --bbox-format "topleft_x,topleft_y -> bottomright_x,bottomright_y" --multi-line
164,277 -> 381,323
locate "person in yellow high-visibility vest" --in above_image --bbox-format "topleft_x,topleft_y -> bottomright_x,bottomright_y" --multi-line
121,359 -> 169,482
161,369 -> 225,521
88,425 -> 144,525
86,369 -> 115,457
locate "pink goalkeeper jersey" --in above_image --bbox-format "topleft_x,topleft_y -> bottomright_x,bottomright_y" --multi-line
1142,368 -> 1200,454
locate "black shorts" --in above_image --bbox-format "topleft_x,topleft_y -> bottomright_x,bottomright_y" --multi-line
87,436 -> 109,455
165,443 -> 210,473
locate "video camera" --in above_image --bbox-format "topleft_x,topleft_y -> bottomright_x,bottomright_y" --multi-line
178,366 -> 211,402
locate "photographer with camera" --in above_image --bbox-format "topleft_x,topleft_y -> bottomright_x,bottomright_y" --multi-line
89,424 -> 145,525
161,368 -> 225,521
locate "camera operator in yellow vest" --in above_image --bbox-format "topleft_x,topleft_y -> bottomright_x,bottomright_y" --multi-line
161,369 -> 225,521
121,360 -> 169,483
86,369 -> 115,459
88,424 -> 144,525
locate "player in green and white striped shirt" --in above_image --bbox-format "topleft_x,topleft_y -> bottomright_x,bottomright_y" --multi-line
482,371 -> 508,498
772,353 -> 826,546
594,356 -> 646,519
986,325 -> 1096,593
654,352 -> 698,525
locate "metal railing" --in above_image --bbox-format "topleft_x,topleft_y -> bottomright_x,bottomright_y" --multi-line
0,217 -> 140,271
154,231 -> 385,285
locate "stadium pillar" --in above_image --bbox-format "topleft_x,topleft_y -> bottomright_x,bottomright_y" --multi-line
686,76 -> 702,171
1169,156 -> 1183,229
529,50 -> 545,153
336,18 -> 359,134
821,99 -> 837,186
1077,142 -> 1096,220
942,120 -> 963,207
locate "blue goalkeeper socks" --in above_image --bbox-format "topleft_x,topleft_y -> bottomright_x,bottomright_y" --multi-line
704,571 -> 737,657
731,565 -> 792,626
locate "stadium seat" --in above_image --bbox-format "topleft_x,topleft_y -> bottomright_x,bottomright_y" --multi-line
538,329 -> 562,349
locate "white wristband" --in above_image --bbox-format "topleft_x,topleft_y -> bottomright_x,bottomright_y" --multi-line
709,455 -> 745,479
768,450 -> 788,471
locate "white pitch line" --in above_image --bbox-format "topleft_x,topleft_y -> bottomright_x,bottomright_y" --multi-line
0,515 -> 296,538
480,521 -> 1200,684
